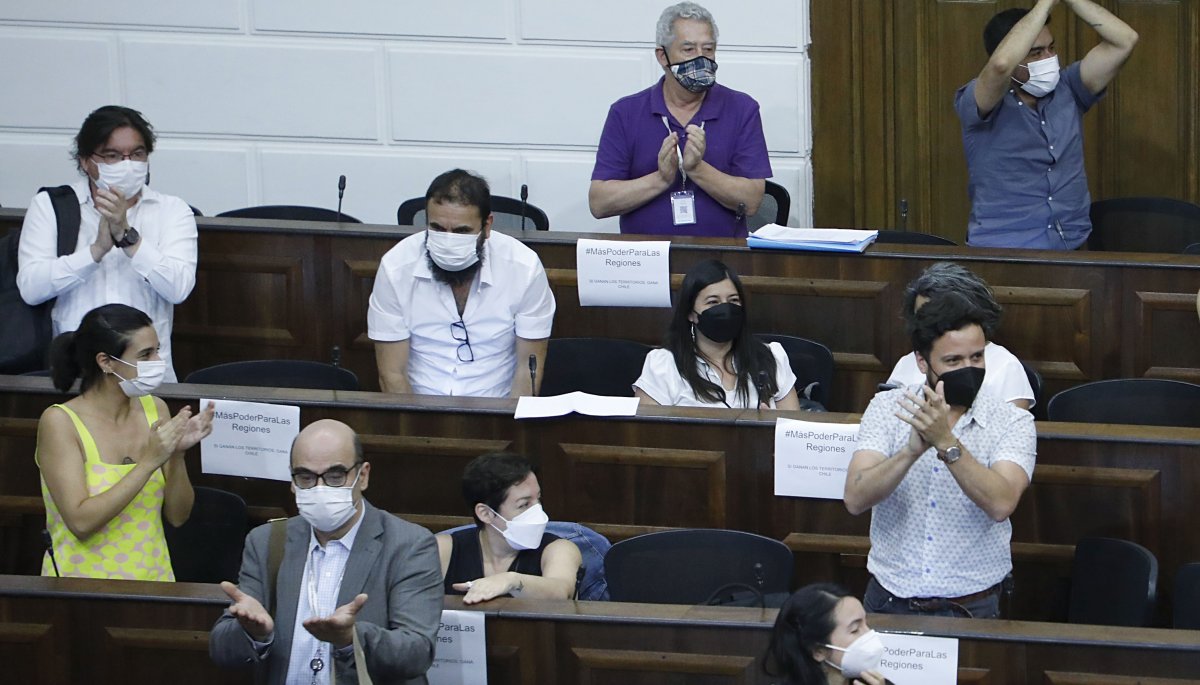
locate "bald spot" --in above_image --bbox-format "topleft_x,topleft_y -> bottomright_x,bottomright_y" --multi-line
291,419 -> 357,470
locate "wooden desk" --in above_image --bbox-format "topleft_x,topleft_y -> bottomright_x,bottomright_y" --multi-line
4,209 -> 1198,413
2,378 -> 1196,622
1,575 -> 1197,685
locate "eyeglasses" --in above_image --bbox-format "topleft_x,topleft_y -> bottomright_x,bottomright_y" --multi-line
92,149 -> 149,164
451,319 -> 474,363
291,462 -> 363,490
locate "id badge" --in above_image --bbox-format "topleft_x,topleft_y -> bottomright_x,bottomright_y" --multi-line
671,190 -> 696,225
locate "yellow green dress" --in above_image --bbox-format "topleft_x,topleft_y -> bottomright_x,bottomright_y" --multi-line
38,395 -> 175,580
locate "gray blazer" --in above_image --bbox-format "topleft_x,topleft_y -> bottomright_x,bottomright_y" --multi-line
209,500 -> 443,685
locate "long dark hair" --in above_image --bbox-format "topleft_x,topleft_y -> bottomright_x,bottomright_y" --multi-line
763,583 -> 852,684
48,304 -> 153,393
666,259 -> 778,406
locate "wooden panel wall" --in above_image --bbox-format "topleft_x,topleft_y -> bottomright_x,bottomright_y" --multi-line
811,1 -> 1200,242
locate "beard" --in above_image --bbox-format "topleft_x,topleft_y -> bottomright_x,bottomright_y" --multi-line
426,244 -> 486,287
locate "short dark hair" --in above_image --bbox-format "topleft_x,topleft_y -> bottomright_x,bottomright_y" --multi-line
73,105 -> 156,171
461,452 -> 534,528
909,292 -> 991,363
763,583 -> 853,684
902,262 -> 1002,337
425,169 -> 491,226
48,304 -> 153,393
984,8 -> 1050,56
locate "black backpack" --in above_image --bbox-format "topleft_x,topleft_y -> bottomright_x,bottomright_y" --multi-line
0,186 -> 81,373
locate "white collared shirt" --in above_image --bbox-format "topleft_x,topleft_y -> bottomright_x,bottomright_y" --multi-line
367,230 -> 555,398
854,386 -> 1037,598
633,342 -> 797,408
887,341 -> 1036,407
285,510 -> 366,685
16,180 -> 198,381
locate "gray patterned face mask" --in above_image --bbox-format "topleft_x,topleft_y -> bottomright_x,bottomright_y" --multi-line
667,55 -> 718,93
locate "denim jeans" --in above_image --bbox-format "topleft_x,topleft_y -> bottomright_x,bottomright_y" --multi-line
864,577 -> 1000,619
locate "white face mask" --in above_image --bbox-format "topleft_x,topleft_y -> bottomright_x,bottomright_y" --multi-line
426,229 -> 482,271
1014,55 -> 1060,98
110,357 -> 166,397
96,159 -> 149,199
295,469 -> 361,533
825,629 -> 885,678
488,502 -> 549,551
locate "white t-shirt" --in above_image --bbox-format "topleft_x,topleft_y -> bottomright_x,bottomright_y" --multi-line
367,230 -> 555,398
633,342 -> 797,408
17,180 -> 198,382
886,341 -> 1035,407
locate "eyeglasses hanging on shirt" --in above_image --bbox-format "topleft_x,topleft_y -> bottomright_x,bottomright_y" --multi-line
451,319 -> 474,362
662,116 -> 705,227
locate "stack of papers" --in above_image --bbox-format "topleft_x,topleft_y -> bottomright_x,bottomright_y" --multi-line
514,392 -> 640,419
748,224 -> 879,253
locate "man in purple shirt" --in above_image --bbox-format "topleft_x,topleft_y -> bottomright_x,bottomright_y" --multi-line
588,2 -> 772,238
955,0 -> 1137,249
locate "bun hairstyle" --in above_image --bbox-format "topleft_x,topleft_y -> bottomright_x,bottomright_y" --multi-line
48,304 -> 153,393
763,583 -> 852,685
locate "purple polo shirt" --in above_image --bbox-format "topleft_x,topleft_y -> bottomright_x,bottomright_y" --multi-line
591,77 -> 773,237
955,62 -> 1104,249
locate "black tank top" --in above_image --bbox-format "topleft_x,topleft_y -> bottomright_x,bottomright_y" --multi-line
443,527 -> 559,595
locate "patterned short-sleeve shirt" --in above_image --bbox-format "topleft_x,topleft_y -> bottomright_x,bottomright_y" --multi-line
854,386 -> 1036,598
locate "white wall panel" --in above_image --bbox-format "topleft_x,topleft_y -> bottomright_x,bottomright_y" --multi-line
0,34 -> 114,130
0,139 -> 79,208
124,39 -> 380,141
524,155 -> 619,234
252,0 -> 507,40
0,2 -> 240,31
149,146 -> 251,217
389,48 -> 640,147
518,0 -> 803,49
257,149 -> 515,225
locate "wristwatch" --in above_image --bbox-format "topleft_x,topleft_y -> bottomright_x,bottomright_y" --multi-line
937,441 -> 962,465
115,226 -> 140,248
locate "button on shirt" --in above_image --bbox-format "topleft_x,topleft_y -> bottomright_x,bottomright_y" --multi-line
955,62 -> 1104,249
591,77 -> 773,237
633,343 -> 797,408
16,181 -> 197,381
854,386 -> 1036,598
367,230 -> 556,397
284,513 -> 364,685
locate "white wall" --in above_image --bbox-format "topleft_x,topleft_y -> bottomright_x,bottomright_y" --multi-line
0,2 -> 812,231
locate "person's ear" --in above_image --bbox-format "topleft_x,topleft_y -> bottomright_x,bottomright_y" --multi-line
812,646 -> 829,664
475,503 -> 495,526
915,351 -> 929,376
357,462 -> 370,493
96,352 -> 115,376
655,45 -> 670,69
481,213 -> 493,240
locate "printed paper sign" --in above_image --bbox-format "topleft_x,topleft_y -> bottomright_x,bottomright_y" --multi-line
576,239 -> 671,308
773,417 -> 858,499
200,399 -> 299,481
878,632 -> 959,684
428,609 -> 487,685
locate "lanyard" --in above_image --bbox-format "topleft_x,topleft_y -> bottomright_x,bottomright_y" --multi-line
661,116 -> 705,190
306,544 -> 348,685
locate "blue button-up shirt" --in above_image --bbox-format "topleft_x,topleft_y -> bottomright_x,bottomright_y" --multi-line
854,386 -> 1037,598
955,62 -> 1104,249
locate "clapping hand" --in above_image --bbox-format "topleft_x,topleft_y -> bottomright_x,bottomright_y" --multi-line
178,401 -> 216,452
141,407 -> 190,468
303,593 -> 367,648
220,581 -> 274,641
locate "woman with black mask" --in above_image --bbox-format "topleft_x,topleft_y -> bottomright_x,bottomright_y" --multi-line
633,259 -> 800,409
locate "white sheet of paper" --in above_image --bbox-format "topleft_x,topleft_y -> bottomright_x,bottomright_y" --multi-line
773,417 -> 858,499
200,399 -> 299,481
750,224 -> 879,244
878,632 -> 959,684
576,238 -> 671,308
427,610 -> 487,685
515,392 -> 640,419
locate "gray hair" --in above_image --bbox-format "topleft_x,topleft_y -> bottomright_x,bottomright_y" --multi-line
902,262 -> 1002,336
656,2 -> 719,49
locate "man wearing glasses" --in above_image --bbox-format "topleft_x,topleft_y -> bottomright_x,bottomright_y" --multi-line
369,169 -> 555,397
211,419 -> 443,685
17,105 -> 198,381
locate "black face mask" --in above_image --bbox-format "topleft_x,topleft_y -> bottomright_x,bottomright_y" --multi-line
694,302 -> 744,343
932,366 -> 986,408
